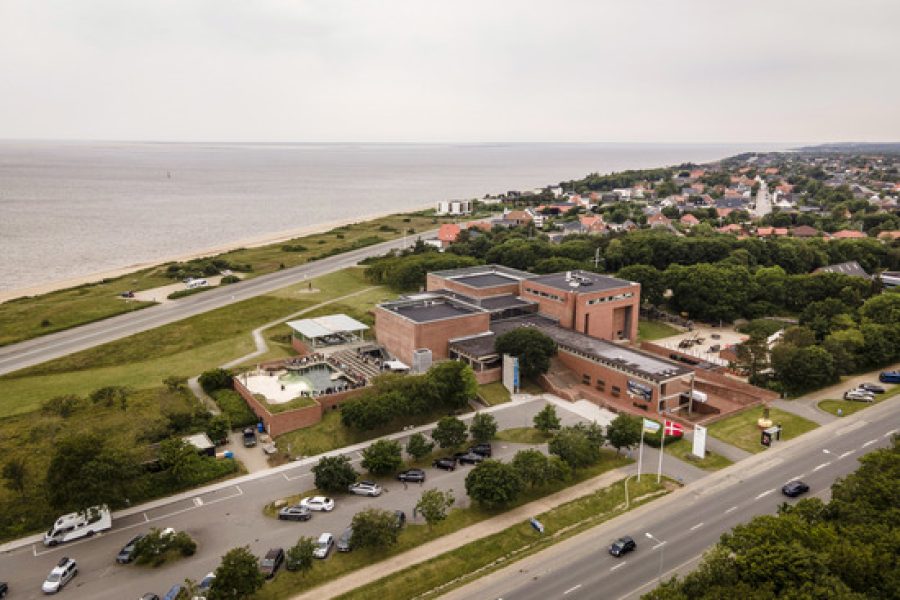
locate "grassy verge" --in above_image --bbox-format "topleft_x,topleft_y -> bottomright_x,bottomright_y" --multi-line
334,477 -> 671,600
210,389 -> 258,428
495,427 -> 552,444
0,212 -> 447,347
663,437 -> 733,471
477,382 -> 511,406
253,451 -> 634,600
818,384 -> 898,417
707,406 -> 819,454
638,320 -> 681,341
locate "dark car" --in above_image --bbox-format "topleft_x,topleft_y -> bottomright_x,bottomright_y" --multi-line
397,468 -> 426,483
162,585 -> 183,600
781,480 -> 810,497
469,443 -> 493,457
879,371 -> 900,384
140,595 -> 160,600
393,510 -> 407,530
0,582 -> 8,598
259,548 -> 285,579
278,504 -> 312,521
859,383 -> 886,394
432,457 -> 457,471
609,536 -> 636,557
243,427 -> 258,448
116,534 -> 144,564
454,451 -> 485,465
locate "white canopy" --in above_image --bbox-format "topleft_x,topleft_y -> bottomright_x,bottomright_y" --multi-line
287,314 -> 369,339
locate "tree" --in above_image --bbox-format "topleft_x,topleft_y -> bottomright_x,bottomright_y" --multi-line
158,438 -> 204,485
415,488 -> 455,528
511,449 -> 550,488
163,375 -> 187,392
198,368 -> 234,393
617,265 -> 666,305
432,416 -> 468,449
427,361 -> 478,410
548,426 -> 601,470
206,414 -> 231,445
41,394 -> 84,418
312,455 -> 358,493
209,546 -> 265,600
45,433 -> 140,511
533,404 -> 561,434
286,536 -> 316,572
350,508 -> 400,548
89,385 -> 130,410
605,414 -> 642,456
405,433 -> 434,460
770,343 -> 838,395
469,412 -> 497,443
361,439 -> 403,476
2,458 -> 27,495
495,328 -> 558,379
465,460 -> 523,508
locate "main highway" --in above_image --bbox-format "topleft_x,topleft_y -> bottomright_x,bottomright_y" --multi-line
439,397 -> 899,600
0,231 -> 435,376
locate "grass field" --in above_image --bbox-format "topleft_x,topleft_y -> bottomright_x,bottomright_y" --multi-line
707,406 -> 820,454
638,320 -> 681,341
334,476 -> 669,600
253,450 -> 635,600
478,382 -> 511,406
662,437 -> 733,471
0,212 -> 447,348
818,383 -> 898,417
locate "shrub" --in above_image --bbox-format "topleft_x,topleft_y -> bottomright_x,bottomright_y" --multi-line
312,455 -> 358,493
199,368 -> 234,393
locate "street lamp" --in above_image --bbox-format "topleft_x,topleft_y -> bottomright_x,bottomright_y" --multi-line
645,532 -> 665,583
624,474 -> 636,510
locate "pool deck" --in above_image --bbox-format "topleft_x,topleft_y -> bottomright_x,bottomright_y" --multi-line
241,371 -> 311,404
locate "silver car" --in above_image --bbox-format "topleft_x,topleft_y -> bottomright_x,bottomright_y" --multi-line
42,557 -> 77,594
348,481 -> 383,497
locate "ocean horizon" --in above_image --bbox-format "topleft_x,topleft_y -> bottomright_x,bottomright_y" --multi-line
0,141 -> 782,293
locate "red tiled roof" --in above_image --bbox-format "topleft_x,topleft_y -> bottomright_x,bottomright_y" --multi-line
438,223 -> 461,243
831,230 -> 867,239
680,214 -> 700,225
877,231 -> 900,240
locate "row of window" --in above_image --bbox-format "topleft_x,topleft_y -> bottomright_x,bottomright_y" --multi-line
581,374 -> 621,397
523,287 -> 563,302
586,292 -> 634,305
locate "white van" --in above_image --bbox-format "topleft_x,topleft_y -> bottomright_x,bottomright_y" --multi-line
186,279 -> 208,289
43,505 -> 112,546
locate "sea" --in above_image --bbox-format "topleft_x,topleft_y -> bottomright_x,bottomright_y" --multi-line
0,141 -> 777,294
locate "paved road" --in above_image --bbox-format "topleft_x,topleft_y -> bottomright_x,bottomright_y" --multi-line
0,399 -> 582,600
0,232 -> 435,376
439,398 -> 899,600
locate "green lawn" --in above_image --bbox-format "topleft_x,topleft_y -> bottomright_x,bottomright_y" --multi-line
707,406 -> 820,454
254,451 -> 635,600
638,320 -> 681,341
818,383 -> 898,417
663,437 -> 733,471
334,476 -> 670,600
478,382 -> 511,406
495,427 -> 552,444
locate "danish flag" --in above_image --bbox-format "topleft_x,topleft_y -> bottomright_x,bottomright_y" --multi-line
664,420 -> 684,437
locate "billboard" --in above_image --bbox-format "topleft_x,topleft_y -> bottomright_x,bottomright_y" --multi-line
692,424 -> 707,459
502,354 -> 519,394
627,379 -> 653,401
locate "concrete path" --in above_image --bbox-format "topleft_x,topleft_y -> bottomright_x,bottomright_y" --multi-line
772,398 -> 836,426
681,428 -> 753,462
187,375 -> 221,415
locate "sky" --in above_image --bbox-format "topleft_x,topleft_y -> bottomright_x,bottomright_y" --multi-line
1,0 -> 898,143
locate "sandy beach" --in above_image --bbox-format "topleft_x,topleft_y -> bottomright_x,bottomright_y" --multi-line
0,205 -> 431,304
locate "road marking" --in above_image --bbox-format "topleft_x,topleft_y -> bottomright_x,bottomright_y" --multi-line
787,474 -> 805,482
563,584 -> 583,594
689,522 -> 704,531
193,497 -> 204,507
862,439 -> 877,448
885,429 -> 896,438
754,489 -> 774,500
838,451 -> 854,460
812,462 -> 831,472
725,505 -> 738,514
652,540 -> 667,550
610,561 -> 627,571
143,512 -> 149,522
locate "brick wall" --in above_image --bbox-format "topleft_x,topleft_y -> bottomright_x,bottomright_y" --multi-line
521,281 -> 641,341
556,349 -> 661,407
374,307 -> 418,366
375,306 -> 490,366
474,367 -> 502,385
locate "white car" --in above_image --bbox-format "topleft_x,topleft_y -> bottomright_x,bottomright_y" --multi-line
313,532 -> 334,559
348,481 -> 383,497
42,557 -> 77,594
300,496 -> 335,512
844,389 -> 874,402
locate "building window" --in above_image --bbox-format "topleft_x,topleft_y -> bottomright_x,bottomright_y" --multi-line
582,374 -> 591,385
611,385 -> 621,397
596,379 -> 605,392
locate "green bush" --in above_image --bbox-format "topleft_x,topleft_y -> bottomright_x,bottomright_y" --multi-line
281,244 -> 308,252
199,368 -> 234,393
209,390 -> 257,428
220,275 -> 241,284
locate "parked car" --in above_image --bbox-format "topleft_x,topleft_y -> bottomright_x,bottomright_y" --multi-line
844,389 -> 875,402
469,443 -> 493,457
879,371 -> 900,384
782,480 -> 810,497
348,481 -> 383,497
259,548 -> 285,579
337,527 -> 353,552
116,534 -> 144,564
393,510 -> 407,530
454,451 -> 485,465
242,427 -> 258,448
609,536 -> 636,557
278,504 -> 312,521
397,468 -> 426,483
432,457 -> 457,471
162,585 -> 183,600
313,533 -> 334,559
300,496 -> 335,512
139,594 -> 160,600
42,557 -> 77,594
858,383 -> 885,394
0,582 -> 8,598
197,572 -> 215,592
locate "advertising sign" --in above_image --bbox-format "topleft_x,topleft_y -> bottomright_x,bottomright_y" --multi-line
627,379 -> 653,401
502,354 -> 519,394
692,424 -> 707,459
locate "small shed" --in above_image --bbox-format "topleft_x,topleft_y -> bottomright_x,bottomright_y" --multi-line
183,433 -> 216,457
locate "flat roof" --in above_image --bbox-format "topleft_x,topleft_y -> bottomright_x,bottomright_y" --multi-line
449,333 -> 498,358
287,314 -> 369,339
529,270 -> 636,293
430,264 -> 535,282
453,273 -> 520,288
385,300 -> 480,323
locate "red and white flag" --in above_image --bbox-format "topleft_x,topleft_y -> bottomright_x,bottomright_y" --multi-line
664,420 -> 684,437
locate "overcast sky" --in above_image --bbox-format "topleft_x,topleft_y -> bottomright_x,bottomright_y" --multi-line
1,0 -> 897,143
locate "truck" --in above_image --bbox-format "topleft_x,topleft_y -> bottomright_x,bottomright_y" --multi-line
43,505 -> 112,546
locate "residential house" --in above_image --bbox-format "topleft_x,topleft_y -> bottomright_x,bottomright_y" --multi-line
877,231 -> 900,241
830,229 -> 867,240
647,213 -> 671,228
814,261 -> 871,280
579,215 -> 607,233
791,225 -> 820,238
435,223 -> 462,249
717,223 -> 744,235
680,213 -> 700,227
436,200 -> 473,216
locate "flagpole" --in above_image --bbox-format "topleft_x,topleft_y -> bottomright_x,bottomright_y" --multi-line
657,422 -> 666,483
637,427 -> 645,482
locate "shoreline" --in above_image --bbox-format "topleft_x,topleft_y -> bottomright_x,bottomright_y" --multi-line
0,204 -> 432,303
